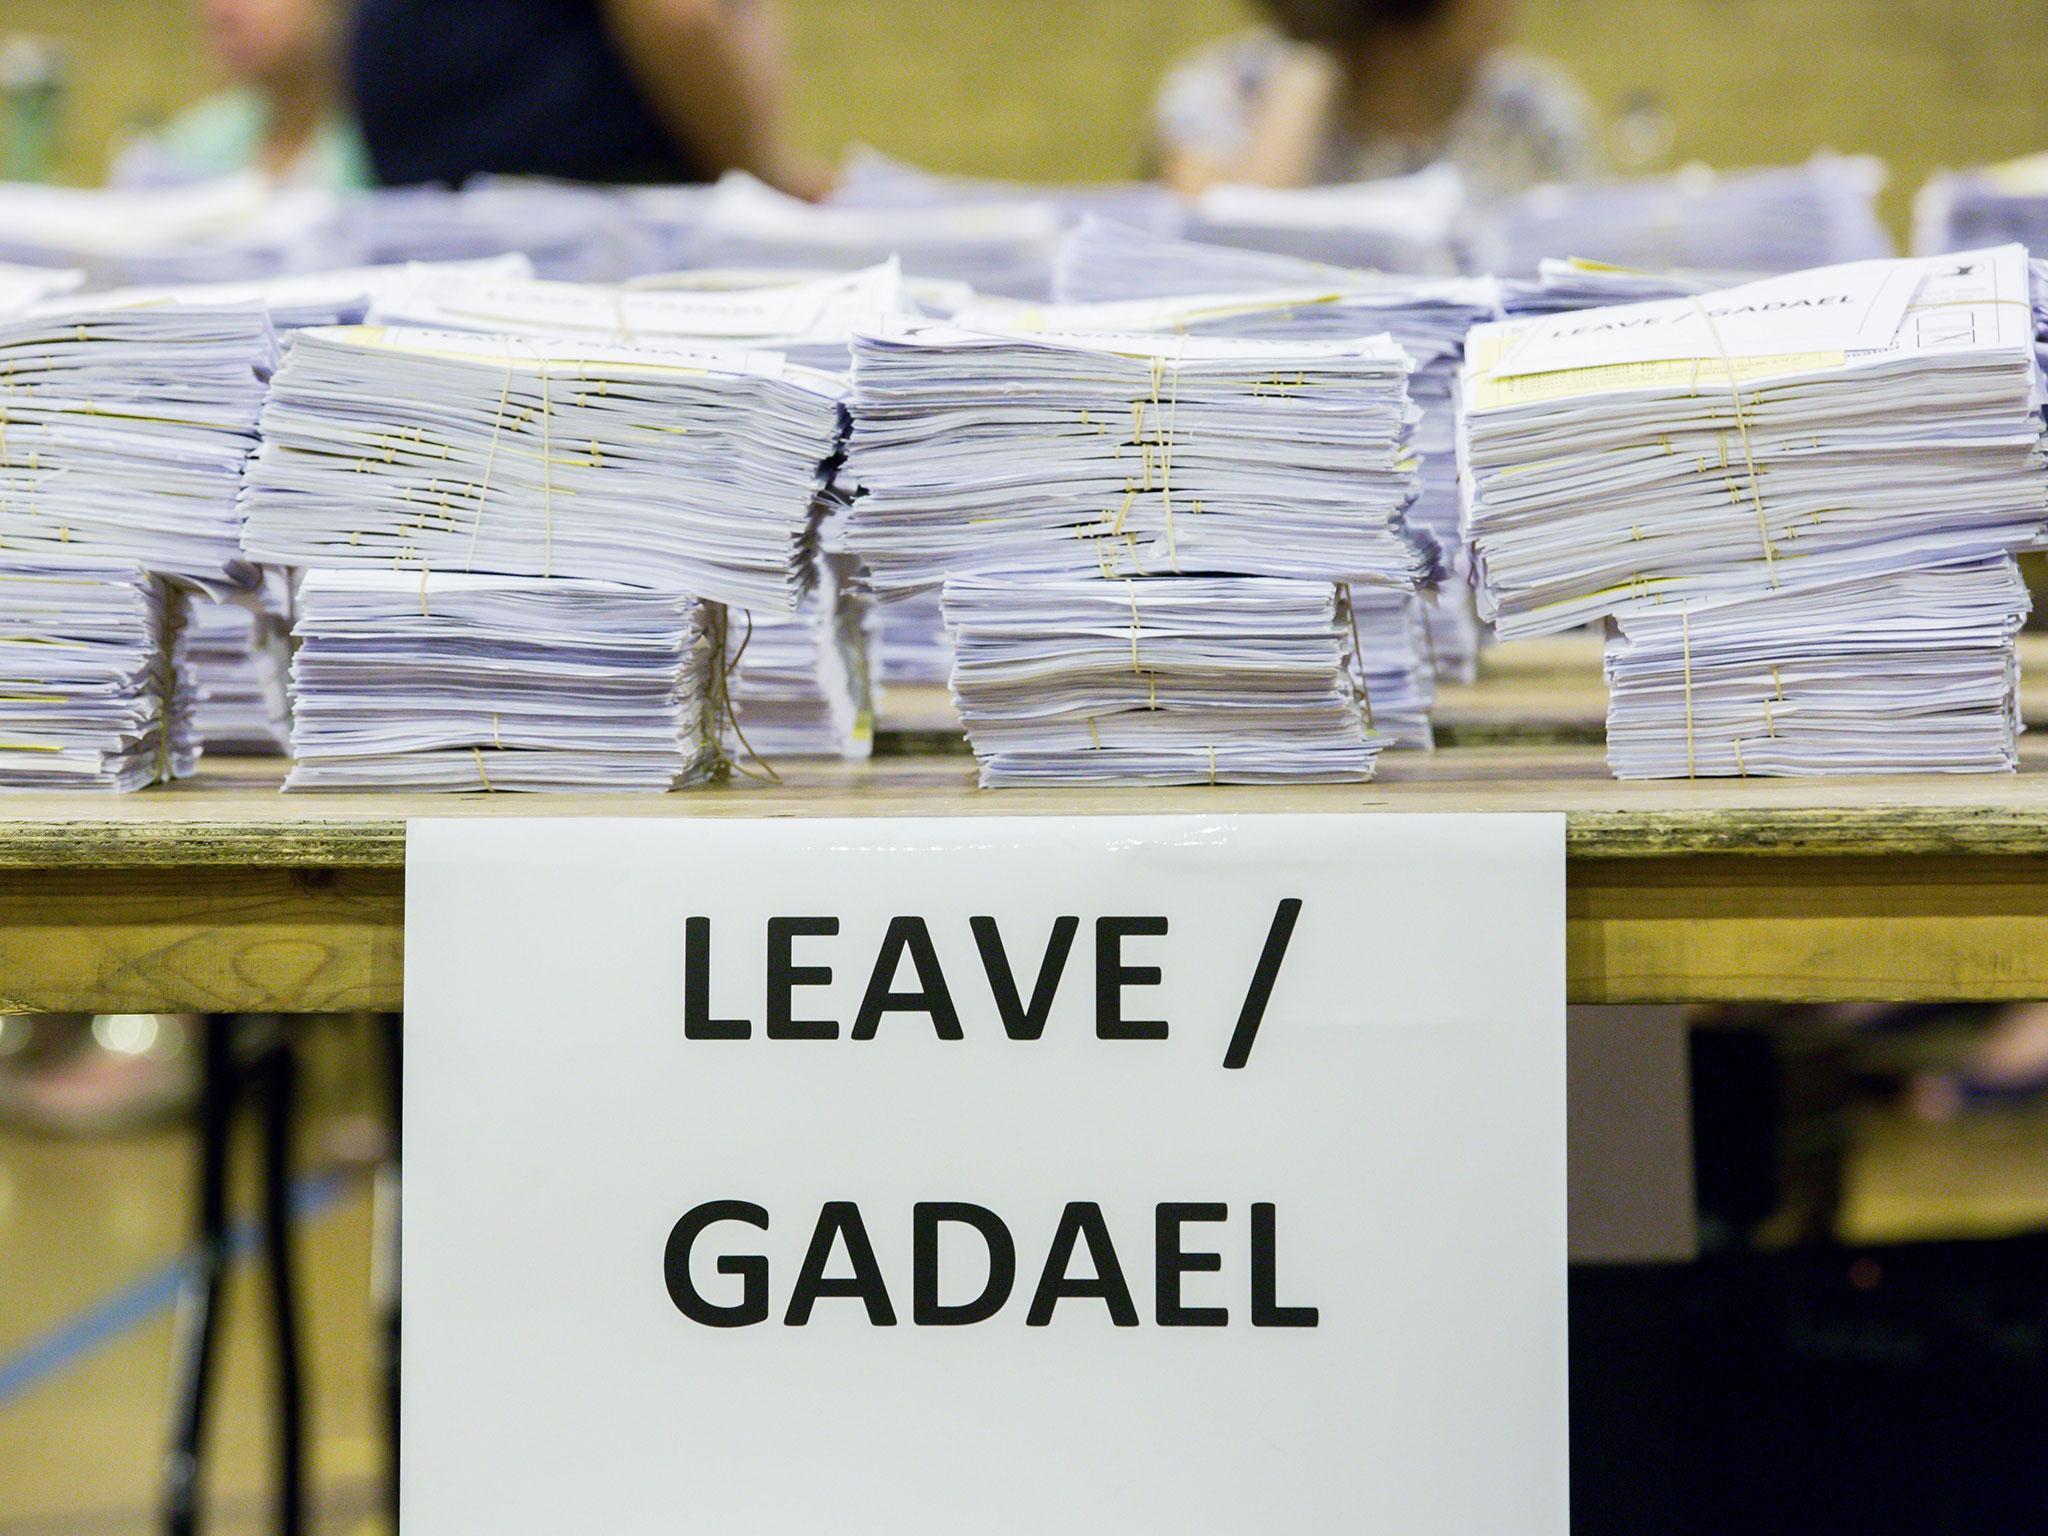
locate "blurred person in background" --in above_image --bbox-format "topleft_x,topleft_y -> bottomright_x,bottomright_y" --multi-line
347,0 -> 830,192
113,0 -> 372,188
1153,0 -> 1595,198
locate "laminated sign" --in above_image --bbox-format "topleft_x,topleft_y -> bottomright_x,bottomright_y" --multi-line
404,813 -> 1568,1534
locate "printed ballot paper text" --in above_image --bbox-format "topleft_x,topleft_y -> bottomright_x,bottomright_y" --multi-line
403,813 -> 1567,1534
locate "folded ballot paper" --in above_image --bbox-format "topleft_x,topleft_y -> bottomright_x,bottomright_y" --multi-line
0,175 -> 334,285
183,571 -> 294,754
1183,165 -> 1469,276
1605,556 -> 2029,778
1916,154 -> 2048,258
0,292 -> 277,593
725,577 -> 872,762
1460,246 -> 2048,642
943,575 -> 1384,786
1480,155 -> 1894,278
240,326 -> 845,610
285,570 -> 719,791
674,172 -> 1067,299
845,319 -> 1427,595
367,261 -> 906,373
326,181 -> 665,281
0,263 -> 84,313
1498,256 -> 1729,318
871,587 -> 955,687
829,148 -> 1184,234
0,555 -> 196,790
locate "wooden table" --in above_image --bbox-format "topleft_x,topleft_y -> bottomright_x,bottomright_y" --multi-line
7,745 -> 2048,1013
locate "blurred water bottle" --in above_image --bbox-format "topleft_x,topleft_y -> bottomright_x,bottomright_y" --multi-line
0,35 -> 64,183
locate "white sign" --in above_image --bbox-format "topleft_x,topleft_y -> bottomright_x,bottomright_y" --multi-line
404,814 -> 1567,1535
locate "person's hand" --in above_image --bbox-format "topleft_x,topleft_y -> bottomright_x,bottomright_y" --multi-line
1241,45 -> 1342,187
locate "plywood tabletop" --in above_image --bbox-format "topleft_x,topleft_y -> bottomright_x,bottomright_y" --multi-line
4,743 -> 2048,868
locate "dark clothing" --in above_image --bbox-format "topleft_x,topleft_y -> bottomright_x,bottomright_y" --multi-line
348,0 -> 709,185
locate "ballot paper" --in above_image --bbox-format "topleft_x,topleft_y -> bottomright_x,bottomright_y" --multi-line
1604,556 -> 2029,778
285,570 -> 719,792
183,587 -> 293,754
1480,156 -> 1893,278
0,262 -> 84,313
1915,154 -> 2048,259
0,293 -> 277,592
845,319 -> 1427,595
1460,245 -> 2048,640
1497,257 -> 1732,318
675,173 -> 1066,299
725,575 -> 872,762
943,574 -> 1384,785
326,181 -> 664,281
0,555 -> 196,790
368,262 -> 907,373
871,588 -> 954,687
239,325 -> 846,610
1185,165 -> 1468,276
76,255 -> 536,335
0,175 -> 334,285
625,264 -> 979,324
1054,214 -> 1382,304
1347,585 -> 1438,749
829,148 -> 1184,233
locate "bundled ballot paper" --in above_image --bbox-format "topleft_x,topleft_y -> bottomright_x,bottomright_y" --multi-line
872,588 -> 955,688
0,175 -> 333,285
0,556 -> 196,791
943,574 -> 1385,786
285,570 -> 719,792
1054,214 -> 1384,304
725,578 -> 872,762
368,261 -> 906,373
240,326 -> 845,610
1460,246 -> 2048,641
675,173 -> 1066,299
1499,256 -> 1729,318
1481,156 -> 1893,278
1184,165 -> 1468,276
183,586 -> 293,755
1346,585 -> 1439,749
0,292 -> 277,592
1916,154 -> 2048,258
845,320 -> 1427,595
829,148 -> 1184,234
326,182 -> 663,281
1604,557 -> 2029,778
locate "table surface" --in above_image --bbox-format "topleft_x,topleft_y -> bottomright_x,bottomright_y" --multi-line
5,639 -> 2048,1011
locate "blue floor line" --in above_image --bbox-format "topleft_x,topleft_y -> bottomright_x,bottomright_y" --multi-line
0,1167 -> 359,1412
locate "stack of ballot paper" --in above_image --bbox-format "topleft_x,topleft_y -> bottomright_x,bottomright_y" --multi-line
285,570 -> 719,791
1499,256 -> 1728,317
367,261 -> 906,373
1183,166 -> 1468,276
675,173 -> 1065,299
1916,154 -> 2048,258
872,589 -> 954,687
1605,557 -> 2029,778
830,149 -> 1183,234
0,262 -> 84,312
0,291 -> 277,592
1037,236 -> 1501,649
183,590 -> 293,754
725,580 -> 872,761
327,182 -> 662,280
942,575 -> 1384,785
1461,246 -> 2048,639
1461,245 -> 2048,776
1347,586 -> 1439,749
1482,156 -> 1893,278
0,556 -> 196,790
240,326 -> 845,610
0,176 -> 332,285
845,320 -> 1427,595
